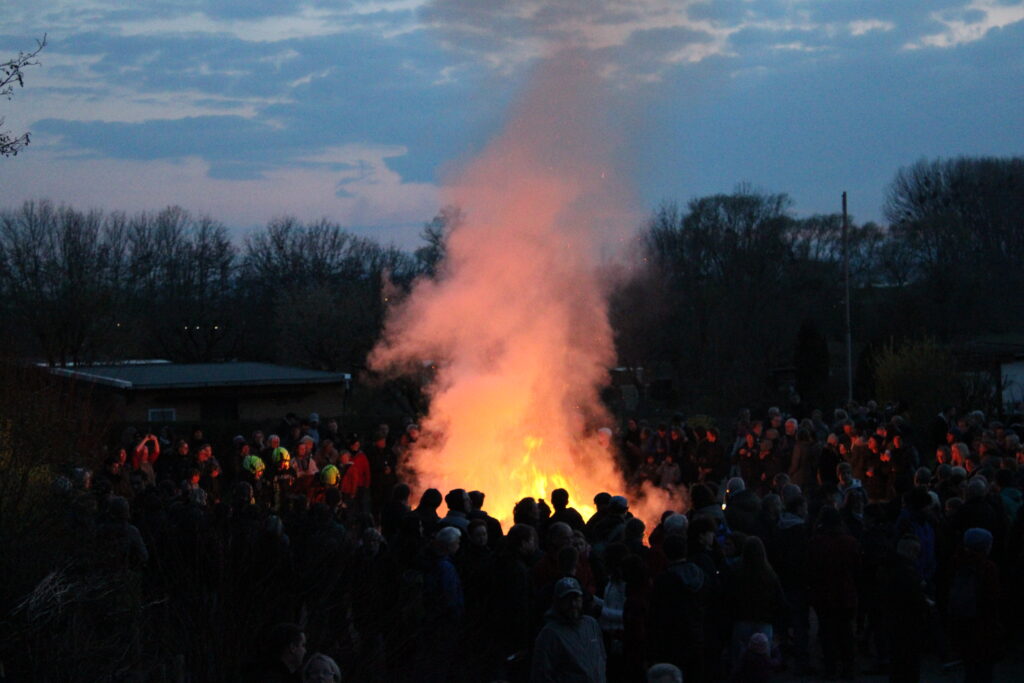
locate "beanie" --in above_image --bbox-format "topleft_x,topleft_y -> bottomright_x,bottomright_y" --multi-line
963,527 -> 994,554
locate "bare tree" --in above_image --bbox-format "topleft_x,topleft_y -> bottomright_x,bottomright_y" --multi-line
1,35 -> 46,158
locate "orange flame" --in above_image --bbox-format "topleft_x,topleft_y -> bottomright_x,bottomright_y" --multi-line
510,436 -> 597,523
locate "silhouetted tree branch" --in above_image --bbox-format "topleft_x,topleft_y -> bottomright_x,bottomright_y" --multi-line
1,35 -> 46,158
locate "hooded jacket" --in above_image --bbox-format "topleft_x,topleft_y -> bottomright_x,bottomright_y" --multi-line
531,610 -> 606,683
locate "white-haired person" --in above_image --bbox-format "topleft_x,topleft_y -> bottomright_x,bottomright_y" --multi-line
302,652 -> 341,683
646,662 -> 682,683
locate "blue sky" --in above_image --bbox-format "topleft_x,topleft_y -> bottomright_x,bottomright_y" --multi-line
1,0 -> 1022,247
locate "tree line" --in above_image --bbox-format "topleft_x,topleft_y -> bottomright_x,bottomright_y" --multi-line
1,155 -> 1021,415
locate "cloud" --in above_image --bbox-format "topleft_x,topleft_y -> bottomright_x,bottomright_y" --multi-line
422,0 -> 736,78
2,149 -> 439,246
849,19 -> 895,36
906,0 -> 1024,49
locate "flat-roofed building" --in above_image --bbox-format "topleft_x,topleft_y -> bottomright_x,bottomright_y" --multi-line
48,361 -> 350,424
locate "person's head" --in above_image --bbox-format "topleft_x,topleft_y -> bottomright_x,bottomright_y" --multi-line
896,534 -> 921,562
785,494 -> 807,519
513,497 -> 540,525
688,483 -> 714,511
550,488 -> 570,510
748,632 -> 771,657
964,527 -> 994,555
661,512 -> 687,538
545,521 -> 574,552
297,436 -> 313,457
320,464 -> 340,487
608,495 -> 629,515
646,662 -> 683,683
468,519 -> 488,547
242,455 -> 266,479
625,517 -> 646,542
434,526 -> 461,556
837,462 -> 854,485
913,467 -> 932,487
444,488 -> 469,514
269,434 -> 281,448
552,576 -> 584,621
571,530 -> 589,558
302,653 -> 340,683
418,488 -> 442,511
965,477 -> 988,501
346,433 -> 361,453
663,533 -> 688,562
725,477 -> 745,501
690,515 -> 717,550
771,472 -> 790,492
722,531 -> 746,559
267,623 -> 306,673
391,482 -> 411,503
760,492 -> 782,519
506,523 -> 537,557
175,439 -> 189,455
781,483 -> 802,505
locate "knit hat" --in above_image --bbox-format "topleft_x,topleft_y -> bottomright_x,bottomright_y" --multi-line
321,464 -> 340,486
242,454 -> 265,474
272,446 -> 291,464
609,495 -> 629,513
964,527 -> 994,554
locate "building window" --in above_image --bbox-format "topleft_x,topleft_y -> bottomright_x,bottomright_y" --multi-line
148,408 -> 177,422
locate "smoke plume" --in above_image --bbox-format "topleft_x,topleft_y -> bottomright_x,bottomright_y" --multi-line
370,50 -> 665,523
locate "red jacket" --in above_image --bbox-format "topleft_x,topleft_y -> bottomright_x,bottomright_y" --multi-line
341,452 -> 370,496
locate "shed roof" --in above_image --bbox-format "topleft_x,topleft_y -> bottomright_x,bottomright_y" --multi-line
48,362 -> 350,390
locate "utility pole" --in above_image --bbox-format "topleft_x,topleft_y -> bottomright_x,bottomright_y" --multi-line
843,192 -> 853,404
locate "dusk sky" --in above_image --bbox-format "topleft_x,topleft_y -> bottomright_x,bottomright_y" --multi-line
2,0 -> 1022,247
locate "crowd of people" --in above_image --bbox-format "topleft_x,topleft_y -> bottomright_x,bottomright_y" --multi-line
53,403 -> 1024,682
